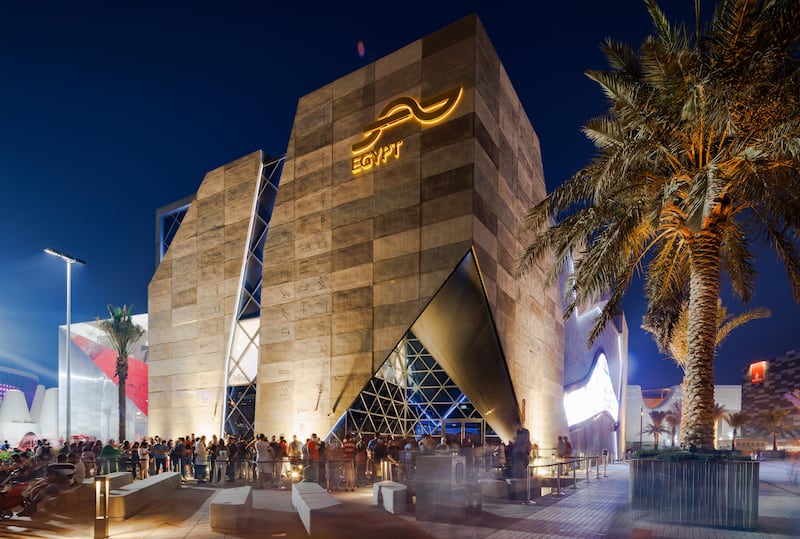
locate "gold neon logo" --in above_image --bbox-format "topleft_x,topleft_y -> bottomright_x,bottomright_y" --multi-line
352,86 -> 463,155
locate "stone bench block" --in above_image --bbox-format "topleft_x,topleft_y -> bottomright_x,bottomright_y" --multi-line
292,481 -> 341,535
108,471 -> 181,520
376,480 -> 406,514
209,486 -> 252,533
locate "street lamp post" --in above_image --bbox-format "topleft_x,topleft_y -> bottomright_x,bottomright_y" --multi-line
45,247 -> 86,444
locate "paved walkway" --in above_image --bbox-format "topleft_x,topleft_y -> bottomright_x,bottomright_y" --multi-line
2,460 -> 798,538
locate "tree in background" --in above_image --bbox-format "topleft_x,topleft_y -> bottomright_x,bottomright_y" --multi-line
761,409 -> 793,452
98,304 -> 145,442
665,402 -> 681,447
647,410 -> 670,449
515,0 -> 800,450
724,411 -> 750,451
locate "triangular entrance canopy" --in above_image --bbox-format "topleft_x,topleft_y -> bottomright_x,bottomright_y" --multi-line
411,249 -> 520,442
331,249 -> 520,443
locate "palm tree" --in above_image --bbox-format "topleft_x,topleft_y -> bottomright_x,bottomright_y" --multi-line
724,411 -> 750,451
643,423 -> 669,450
648,410 -> 669,448
643,300 -> 770,373
665,402 -> 681,447
98,304 -> 145,442
761,409 -> 792,452
642,299 -> 769,445
515,0 -> 800,450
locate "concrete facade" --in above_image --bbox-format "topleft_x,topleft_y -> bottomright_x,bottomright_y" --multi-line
255,15 -> 564,444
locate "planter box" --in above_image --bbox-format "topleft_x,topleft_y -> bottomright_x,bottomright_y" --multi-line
630,458 -> 759,529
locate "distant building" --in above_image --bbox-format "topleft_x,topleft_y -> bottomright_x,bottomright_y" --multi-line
0,366 -> 39,407
741,350 -> 800,449
58,315 -> 148,442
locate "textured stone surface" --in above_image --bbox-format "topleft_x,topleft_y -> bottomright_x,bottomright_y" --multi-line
148,151 -> 263,437
254,15 -> 565,445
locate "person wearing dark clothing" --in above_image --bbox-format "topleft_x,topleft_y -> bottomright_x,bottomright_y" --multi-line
511,428 -> 531,478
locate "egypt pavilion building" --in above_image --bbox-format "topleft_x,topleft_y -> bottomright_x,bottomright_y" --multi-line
147,15 -> 628,454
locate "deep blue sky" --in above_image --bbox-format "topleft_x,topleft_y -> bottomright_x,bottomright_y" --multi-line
0,1 -> 796,390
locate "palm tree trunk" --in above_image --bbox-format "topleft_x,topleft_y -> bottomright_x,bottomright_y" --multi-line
683,230 -> 722,450
118,372 -> 127,442
732,429 -> 737,451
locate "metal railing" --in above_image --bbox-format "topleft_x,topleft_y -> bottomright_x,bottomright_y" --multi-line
521,454 -> 609,503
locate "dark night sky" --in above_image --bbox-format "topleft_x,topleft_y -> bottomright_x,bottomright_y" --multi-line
0,1 -> 796,390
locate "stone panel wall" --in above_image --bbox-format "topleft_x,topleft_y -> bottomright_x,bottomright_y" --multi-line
148,151 -> 263,438
256,15 -> 564,445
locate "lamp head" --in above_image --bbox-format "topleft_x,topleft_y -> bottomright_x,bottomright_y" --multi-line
44,247 -> 87,265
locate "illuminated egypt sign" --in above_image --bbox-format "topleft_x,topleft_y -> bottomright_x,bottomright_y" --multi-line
750,361 -> 766,384
563,353 -> 619,426
351,86 -> 463,174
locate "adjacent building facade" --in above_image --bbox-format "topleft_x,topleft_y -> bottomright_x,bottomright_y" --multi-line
742,351 -> 800,448
148,15 -> 627,456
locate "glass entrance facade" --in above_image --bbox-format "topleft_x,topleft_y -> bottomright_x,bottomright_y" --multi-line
329,332 -> 493,444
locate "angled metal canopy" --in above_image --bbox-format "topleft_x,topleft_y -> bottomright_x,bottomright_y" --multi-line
411,249 -> 521,442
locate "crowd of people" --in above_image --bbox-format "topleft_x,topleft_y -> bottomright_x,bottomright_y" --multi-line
0,426 -> 558,509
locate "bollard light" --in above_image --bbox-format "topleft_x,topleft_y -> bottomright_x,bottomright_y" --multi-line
95,475 -> 110,539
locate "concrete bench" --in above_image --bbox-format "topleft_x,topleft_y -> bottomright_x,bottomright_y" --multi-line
209,486 -> 252,533
372,480 -> 406,514
108,471 -> 181,520
291,481 -> 341,535
47,471 -> 133,510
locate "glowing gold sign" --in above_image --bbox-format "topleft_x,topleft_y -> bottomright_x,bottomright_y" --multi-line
351,86 -> 463,174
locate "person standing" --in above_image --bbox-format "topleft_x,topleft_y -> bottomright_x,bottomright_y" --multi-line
511,428 -> 531,479
213,440 -> 228,485
557,436 -> 566,458
152,438 -> 168,474
173,438 -> 186,478
194,436 -> 208,483
226,437 -> 238,482
138,441 -> 150,480
372,437 -> 387,482
341,435 -> 356,491
254,434 -> 273,489
207,436 -> 217,478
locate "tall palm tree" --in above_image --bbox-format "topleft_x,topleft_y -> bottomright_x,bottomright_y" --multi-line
761,409 -> 792,452
648,410 -> 669,448
724,411 -> 750,451
515,0 -> 800,450
642,299 -> 769,445
98,304 -> 145,442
